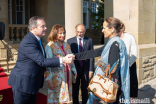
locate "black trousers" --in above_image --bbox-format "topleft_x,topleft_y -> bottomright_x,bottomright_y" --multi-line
12,88 -> 38,104
72,65 -> 89,104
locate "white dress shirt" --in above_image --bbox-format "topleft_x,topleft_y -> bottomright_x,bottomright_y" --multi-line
123,33 -> 138,67
33,34 -> 63,66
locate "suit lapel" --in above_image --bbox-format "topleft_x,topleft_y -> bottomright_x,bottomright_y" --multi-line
74,36 -> 79,53
29,32 -> 45,57
83,36 -> 87,51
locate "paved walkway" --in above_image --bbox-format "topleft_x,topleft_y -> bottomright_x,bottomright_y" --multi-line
40,78 -> 156,104
137,78 -> 156,104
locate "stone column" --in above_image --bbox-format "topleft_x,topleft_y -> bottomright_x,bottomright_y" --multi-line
65,0 -> 83,41
0,0 -> 9,40
104,0 -> 156,84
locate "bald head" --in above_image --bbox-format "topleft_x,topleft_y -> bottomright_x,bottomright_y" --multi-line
75,24 -> 86,39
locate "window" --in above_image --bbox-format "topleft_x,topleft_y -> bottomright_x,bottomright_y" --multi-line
16,0 -> 25,24
91,2 -> 97,13
91,2 -> 98,28
83,1 -> 88,29
8,0 -> 12,24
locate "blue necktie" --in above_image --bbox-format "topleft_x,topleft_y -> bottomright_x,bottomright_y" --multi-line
39,39 -> 44,56
79,38 -> 83,67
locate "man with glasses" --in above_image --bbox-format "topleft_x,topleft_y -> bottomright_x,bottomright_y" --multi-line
67,24 -> 94,104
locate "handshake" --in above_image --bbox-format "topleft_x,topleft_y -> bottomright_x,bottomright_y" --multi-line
62,54 -> 75,64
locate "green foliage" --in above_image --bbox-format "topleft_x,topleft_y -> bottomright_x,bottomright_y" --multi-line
88,0 -> 104,30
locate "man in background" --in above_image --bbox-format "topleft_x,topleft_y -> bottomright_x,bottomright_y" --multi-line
67,24 -> 94,104
8,16 -> 74,104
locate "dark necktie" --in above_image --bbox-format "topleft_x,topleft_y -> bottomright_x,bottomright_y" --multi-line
39,39 -> 44,56
79,38 -> 83,67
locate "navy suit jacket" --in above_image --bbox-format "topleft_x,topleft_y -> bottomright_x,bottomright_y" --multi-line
67,36 -> 94,77
8,32 -> 60,94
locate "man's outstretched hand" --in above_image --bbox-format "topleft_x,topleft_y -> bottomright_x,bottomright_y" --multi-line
62,54 -> 75,64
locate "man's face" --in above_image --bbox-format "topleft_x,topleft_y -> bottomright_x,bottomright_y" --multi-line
76,25 -> 85,39
34,19 -> 47,38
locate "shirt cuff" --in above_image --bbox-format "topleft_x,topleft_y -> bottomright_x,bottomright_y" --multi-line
89,71 -> 93,73
60,58 -> 63,67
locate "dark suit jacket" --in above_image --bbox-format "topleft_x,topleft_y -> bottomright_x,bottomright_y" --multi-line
8,32 -> 60,94
67,36 -> 94,77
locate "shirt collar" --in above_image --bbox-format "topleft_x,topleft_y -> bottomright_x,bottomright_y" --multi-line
34,34 -> 40,41
76,36 -> 84,41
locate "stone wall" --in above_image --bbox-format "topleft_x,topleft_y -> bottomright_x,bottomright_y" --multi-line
141,55 -> 156,83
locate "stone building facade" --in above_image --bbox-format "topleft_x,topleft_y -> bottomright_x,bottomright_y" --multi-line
0,0 -> 156,85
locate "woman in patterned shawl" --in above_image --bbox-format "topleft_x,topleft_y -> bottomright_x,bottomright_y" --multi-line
45,24 -> 77,104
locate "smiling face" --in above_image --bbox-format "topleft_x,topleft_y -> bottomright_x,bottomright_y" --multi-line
56,28 -> 66,42
33,19 -> 47,38
102,21 -> 112,38
76,25 -> 85,39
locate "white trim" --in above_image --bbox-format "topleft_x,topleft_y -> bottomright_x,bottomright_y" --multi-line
83,1 -> 89,29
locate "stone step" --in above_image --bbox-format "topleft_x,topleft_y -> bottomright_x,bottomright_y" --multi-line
11,48 -> 18,53
1,65 -> 14,73
0,61 -> 16,67
0,58 -> 7,63
7,43 -> 20,49
5,71 -> 11,77
1,40 -> 14,44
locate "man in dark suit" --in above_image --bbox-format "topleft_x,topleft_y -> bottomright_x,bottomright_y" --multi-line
8,16 -> 74,104
67,24 -> 94,104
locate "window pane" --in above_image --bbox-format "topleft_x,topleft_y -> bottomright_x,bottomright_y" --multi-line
17,12 -> 22,24
20,6 -> 23,11
83,13 -> 87,26
16,0 -> 19,5
17,6 -> 19,11
8,5 -> 10,10
8,11 -> 10,24
20,0 -> 23,5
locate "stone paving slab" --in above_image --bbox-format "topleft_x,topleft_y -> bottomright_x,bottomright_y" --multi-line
137,78 -> 156,104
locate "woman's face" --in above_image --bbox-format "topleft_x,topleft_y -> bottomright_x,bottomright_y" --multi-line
102,21 -> 112,38
56,28 -> 65,42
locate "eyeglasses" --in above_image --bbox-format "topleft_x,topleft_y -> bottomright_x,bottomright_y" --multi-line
76,31 -> 85,34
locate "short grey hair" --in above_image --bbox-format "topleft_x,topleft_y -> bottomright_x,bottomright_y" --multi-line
75,24 -> 86,31
28,16 -> 44,31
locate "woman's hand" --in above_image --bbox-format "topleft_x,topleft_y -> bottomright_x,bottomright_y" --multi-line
48,82 -> 55,90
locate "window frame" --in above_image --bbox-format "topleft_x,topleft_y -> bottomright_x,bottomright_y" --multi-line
16,0 -> 25,24
83,1 -> 89,29
91,2 -> 98,28
8,0 -> 12,24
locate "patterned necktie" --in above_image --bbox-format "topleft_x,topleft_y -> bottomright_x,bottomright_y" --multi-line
39,39 -> 44,56
79,38 -> 83,67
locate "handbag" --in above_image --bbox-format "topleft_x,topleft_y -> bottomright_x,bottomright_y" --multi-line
88,64 -> 118,103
